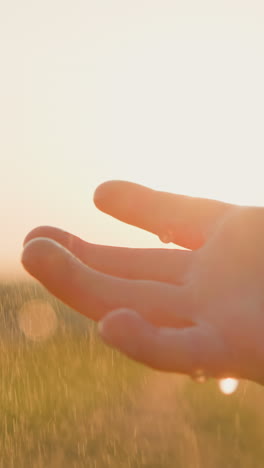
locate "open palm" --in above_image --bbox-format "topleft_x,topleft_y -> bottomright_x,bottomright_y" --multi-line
22,181 -> 264,384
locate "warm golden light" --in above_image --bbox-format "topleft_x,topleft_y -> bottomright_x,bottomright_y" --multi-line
18,300 -> 58,341
218,378 -> 239,395
2,4 -> 264,278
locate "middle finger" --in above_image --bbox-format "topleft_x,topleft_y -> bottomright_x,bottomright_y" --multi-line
24,226 -> 192,285
22,238 -> 195,327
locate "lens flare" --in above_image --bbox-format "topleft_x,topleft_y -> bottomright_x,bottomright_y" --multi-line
191,369 -> 207,383
18,300 -> 58,341
218,378 -> 239,395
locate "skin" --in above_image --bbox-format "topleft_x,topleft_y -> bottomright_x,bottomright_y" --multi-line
21,180 -> 264,385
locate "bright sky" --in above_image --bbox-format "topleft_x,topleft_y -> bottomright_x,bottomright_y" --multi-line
1,1 -> 264,279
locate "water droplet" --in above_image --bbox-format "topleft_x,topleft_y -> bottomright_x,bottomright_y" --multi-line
218,378 -> 239,395
159,230 -> 173,244
191,369 -> 207,383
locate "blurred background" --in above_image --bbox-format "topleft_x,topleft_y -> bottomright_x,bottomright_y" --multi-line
1,0 -> 264,279
1,1 -> 264,466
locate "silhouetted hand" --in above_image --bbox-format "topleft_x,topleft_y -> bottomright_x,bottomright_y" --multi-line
22,181 -> 264,385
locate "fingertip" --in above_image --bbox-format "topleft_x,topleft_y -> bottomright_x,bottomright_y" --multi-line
98,309 -> 159,368
23,226 -> 52,246
98,308 -> 144,346
93,180 -> 127,208
93,180 -> 114,206
21,238 -> 63,273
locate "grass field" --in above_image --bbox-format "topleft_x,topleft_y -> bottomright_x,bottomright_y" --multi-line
1,282 -> 264,467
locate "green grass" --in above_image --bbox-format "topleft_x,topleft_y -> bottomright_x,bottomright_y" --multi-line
1,282 -> 264,467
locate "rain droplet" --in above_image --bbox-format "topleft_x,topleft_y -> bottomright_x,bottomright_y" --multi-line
191,369 -> 207,383
159,230 -> 174,244
218,378 -> 239,395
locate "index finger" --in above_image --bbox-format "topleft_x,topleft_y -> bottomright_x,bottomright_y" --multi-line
94,180 -> 233,250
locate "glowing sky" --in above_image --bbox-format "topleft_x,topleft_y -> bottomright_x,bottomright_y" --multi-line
1,1 -> 264,279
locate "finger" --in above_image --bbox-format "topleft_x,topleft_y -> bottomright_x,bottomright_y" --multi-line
94,180 -> 233,250
23,226 -> 192,285
99,309 -> 233,377
21,238 -> 194,327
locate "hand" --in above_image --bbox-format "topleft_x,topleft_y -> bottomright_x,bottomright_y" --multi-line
22,181 -> 264,385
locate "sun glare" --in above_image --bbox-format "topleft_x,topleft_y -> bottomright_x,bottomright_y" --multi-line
218,378 -> 239,395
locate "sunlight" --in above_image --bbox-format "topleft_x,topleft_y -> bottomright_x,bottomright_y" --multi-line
218,378 -> 239,395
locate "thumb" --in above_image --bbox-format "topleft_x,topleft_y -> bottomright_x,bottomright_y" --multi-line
98,308 -> 231,377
